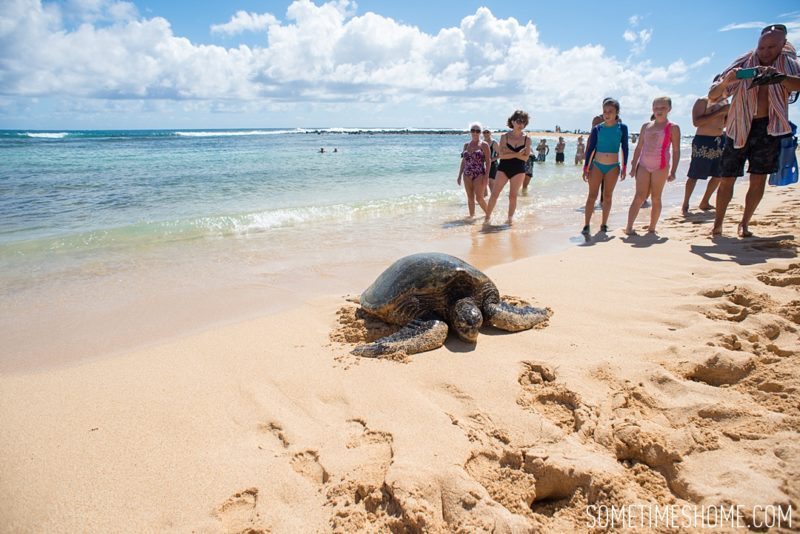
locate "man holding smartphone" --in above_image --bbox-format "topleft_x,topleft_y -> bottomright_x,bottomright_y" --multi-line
708,24 -> 800,237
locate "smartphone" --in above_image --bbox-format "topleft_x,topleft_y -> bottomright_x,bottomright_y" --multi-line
736,67 -> 758,79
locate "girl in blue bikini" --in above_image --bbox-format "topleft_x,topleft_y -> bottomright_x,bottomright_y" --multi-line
581,98 -> 629,235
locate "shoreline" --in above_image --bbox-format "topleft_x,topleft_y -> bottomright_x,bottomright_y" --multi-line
1,183 -> 798,531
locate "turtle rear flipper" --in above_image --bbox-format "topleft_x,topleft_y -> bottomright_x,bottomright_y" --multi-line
352,319 -> 448,357
484,301 -> 550,332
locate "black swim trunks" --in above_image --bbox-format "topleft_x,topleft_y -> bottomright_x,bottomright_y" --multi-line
718,118 -> 783,177
555,152 -> 565,163
687,135 -> 723,179
489,160 -> 498,179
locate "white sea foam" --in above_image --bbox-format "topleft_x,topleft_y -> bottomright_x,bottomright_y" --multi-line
24,132 -> 68,139
174,130 -> 298,137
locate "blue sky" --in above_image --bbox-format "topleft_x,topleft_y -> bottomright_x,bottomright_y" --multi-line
1,0 -> 798,130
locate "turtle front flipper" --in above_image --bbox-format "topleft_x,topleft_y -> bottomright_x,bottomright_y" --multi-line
352,319 -> 448,357
484,301 -> 550,332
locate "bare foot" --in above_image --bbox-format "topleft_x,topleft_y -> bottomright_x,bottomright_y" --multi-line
623,227 -> 635,235
710,226 -> 722,237
737,223 -> 753,238
681,204 -> 689,215
647,227 -> 657,234
699,203 -> 715,210
506,218 -> 513,226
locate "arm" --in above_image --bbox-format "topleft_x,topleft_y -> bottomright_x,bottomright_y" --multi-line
620,124 -> 629,178
693,99 -> 730,127
457,143 -> 466,184
497,134 -> 510,158
582,126 -> 598,176
481,142 -> 491,179
780,75 -> 800,92
668,124 -> 681,180
519,137 -> 532,160
629,125 -> 646,175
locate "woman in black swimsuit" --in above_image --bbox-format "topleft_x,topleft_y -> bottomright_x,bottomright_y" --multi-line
485,110 -> 531,225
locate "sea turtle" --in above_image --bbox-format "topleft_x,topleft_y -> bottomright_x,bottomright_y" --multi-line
352,252 -> 550,357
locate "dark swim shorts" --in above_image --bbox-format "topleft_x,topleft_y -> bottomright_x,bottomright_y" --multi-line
687,135 -> 723,179
718,118 -> 783,177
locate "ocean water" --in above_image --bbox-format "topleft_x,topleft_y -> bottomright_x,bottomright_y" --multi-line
0,128 -> 693,369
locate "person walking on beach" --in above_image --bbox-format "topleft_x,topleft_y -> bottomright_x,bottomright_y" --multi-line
625,97 -> 681,235
555,137 -> 566,164
708,24 -> 800,237
483,128 -> 499,196
575,136 -> 586,165
485,110 -> 531,225
682,77 -> 729,215
536,139 -> 549,162
457,122 -> 491,217
581,98 -> 629,235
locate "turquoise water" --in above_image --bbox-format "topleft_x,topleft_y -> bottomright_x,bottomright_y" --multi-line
0,128 -> 693,369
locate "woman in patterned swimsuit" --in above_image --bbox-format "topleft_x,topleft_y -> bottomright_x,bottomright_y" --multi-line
457,122 -> 491,217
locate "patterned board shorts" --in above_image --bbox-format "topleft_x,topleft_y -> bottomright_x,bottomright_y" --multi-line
718,118 -> 783,177
687,135 -> 723,179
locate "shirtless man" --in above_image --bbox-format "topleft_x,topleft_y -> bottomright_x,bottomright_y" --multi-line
682,79 -> 730,214
710,25 -> 800,237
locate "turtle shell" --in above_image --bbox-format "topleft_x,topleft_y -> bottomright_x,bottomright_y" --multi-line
360,252 -> 497,324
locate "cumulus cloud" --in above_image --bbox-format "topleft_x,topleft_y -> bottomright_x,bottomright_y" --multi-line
0,0 -> 709,126
210,11 -> 278,35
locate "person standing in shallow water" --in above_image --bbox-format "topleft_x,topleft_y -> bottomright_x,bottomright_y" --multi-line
482,129 -> 499,197
625,96 -> 681,235
555,137 -> 566,164
682,76 -> 729,215
457,122 -> 491,218
708,24 -> 800,237
535,139 -> 549,162
485,110 -> 531,225
581,98 -> 629,235
575,136 -> 586,165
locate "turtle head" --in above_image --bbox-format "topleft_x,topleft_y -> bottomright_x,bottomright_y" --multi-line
450,297 -> 483,343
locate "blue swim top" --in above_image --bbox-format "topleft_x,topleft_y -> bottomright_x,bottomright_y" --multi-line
584,121 -> 629,170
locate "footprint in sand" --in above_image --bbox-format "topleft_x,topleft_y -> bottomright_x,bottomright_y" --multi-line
215,487 -> 269,534
290,449 -> 330,484
323,419 -> 398,532
257,421 -> 290,449
516,361 -> 593,435
701,286 -> 772,322
757,263 -> 800,289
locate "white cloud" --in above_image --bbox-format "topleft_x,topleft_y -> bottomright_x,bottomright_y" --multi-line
623,28 -> 652,55
628,15 -> 642,27
718,21 -> 766,32
0,0 -> 704,127
210,11 -> 278,35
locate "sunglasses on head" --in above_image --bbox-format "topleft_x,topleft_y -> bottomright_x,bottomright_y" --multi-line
762,24 -> 787,35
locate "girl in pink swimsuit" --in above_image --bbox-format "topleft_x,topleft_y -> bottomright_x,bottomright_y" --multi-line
457,122 -> 491,217
625,97 -> 682,235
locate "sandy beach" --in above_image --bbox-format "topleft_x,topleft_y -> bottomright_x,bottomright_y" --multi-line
1,182 -> 799,533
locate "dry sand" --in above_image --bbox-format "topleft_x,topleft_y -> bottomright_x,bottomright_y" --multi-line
1,185 -> 799,533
